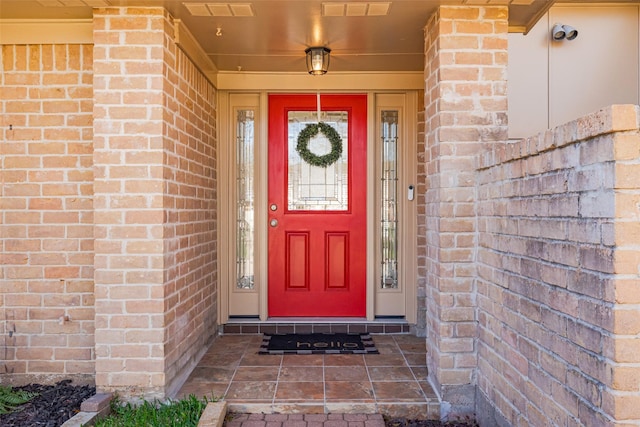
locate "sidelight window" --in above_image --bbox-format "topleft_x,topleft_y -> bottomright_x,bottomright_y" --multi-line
380,110 -> 398,289
236,110 -> 255,290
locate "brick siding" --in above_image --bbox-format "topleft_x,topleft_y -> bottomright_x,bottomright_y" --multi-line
421,6 -> 508,414
92,7 -> 217,398
477,105 -> 640,425
0,44 -> 95,382
1,6 -> 217,397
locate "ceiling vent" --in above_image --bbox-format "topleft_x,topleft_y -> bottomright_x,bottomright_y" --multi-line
183,3 -> 255,17
322,2 -> 391,17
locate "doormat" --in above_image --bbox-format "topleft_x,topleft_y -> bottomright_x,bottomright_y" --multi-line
259,333 -> 379,355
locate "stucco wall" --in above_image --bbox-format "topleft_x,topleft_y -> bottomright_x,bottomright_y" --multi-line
0,44 -> 95,383
476,105 -> 640,425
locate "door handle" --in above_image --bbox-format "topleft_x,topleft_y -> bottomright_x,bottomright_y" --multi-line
270,219 -> 278,227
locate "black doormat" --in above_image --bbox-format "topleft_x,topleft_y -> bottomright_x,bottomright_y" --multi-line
259,333 -> 379,355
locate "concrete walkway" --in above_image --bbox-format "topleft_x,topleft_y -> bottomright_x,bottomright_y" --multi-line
224,413 -> 387,427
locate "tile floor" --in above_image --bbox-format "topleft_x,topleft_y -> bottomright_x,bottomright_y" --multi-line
176,334 -> 440,418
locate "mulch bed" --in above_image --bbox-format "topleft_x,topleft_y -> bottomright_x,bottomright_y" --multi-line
0,380 -> 95,427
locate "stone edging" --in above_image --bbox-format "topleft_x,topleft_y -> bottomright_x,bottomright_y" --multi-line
59,394 -> 227,427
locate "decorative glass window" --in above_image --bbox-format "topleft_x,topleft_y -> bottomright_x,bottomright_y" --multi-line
236,110 -> 255,290
287,111 -> 349,211
381,110 -> 398,289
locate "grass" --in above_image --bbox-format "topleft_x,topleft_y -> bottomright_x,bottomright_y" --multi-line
94,394 -> 214,427
0,385 -> 38,414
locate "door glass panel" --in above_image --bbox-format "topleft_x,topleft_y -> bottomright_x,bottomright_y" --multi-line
287,111 -> 349,211
381,110 -> 398,289
236,110 -> 255,290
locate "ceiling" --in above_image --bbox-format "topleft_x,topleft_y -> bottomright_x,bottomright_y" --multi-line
0,0 -> 624,73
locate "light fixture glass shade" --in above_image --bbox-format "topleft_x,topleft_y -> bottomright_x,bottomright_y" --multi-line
305,47 -> 331,75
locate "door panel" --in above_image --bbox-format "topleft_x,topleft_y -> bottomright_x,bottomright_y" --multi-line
268,94 -> 367,317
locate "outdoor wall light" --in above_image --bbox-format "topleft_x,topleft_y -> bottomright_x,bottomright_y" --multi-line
551,23 -> 578,41
305,47 -> 331,75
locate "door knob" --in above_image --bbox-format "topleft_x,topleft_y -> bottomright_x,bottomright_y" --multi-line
270,219 -> 278,227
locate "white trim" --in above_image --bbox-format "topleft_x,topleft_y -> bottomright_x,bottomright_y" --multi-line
220,90 -> 419,323
0,19 -> 93,44
258,92 -> 269,321
366,92 -> 376,321
217,72 -> 424,91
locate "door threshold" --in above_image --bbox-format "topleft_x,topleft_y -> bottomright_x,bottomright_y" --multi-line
221,317 -> 411,335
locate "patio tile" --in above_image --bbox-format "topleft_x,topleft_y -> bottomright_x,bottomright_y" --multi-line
275,381 -> 324,401
187,367 -> 235,383
393,339 -> 426,353
325,381 -> 374,401
176,331 -> 440,417
363,354 -> 407,366
234,366 -> 280,381
371,381 -> 425,401
370,335 -> 396,345
278,366 -> 324,382
411,367 -> 428,380
282,354 -> 324,366
418,381 -> 438,399
240,353 -> 283,366
367,366 -> 415,381
403,353 -> 427,367
324,366 -> 369,382
199,352 -> 243,368
323,354 -> 365,366
226,381 -> 277,401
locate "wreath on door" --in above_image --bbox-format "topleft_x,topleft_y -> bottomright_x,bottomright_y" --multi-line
296,122 -> 342,168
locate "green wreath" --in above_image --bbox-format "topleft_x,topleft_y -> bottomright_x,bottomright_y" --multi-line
296,122 -> 343,168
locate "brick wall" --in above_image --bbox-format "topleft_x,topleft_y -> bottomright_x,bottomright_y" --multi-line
476,105 -> 640,425
0,44 -> 95,382
422,6 -> 508,415
162,42 -> 218,397
93,7 -> 217,397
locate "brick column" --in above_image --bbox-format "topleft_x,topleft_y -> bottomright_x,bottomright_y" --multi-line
609,108 -> 640,424
93,7 -> 169,397
422,6 -> 508,416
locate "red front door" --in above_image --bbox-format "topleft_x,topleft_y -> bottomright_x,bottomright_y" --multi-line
268,94 -> 367,317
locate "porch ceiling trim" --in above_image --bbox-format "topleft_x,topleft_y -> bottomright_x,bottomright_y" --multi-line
0,19 -> 93,44
215,71 -> 425,91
